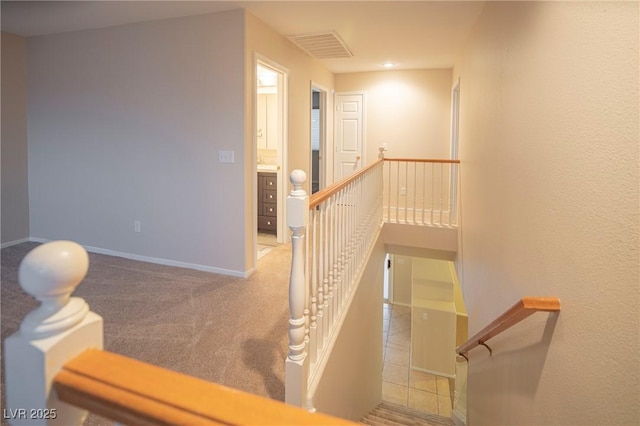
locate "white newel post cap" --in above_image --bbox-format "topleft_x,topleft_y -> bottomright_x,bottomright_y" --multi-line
287,170 -> 309,229
18,240 -> 90,339
4,240 -> 103,426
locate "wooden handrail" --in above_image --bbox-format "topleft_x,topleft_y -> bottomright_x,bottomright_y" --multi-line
53,349 -> 356,425
383,158 -> 460,164
456,297 -> 560,356
309,158 -> 383,209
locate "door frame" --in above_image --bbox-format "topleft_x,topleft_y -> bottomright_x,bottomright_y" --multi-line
450,78 -> 460,219
254,54 -> 289,262
311,81 -> 330,193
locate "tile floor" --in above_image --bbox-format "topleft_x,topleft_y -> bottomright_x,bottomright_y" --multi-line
257,232 -> 277,259
382,303 -> 454,417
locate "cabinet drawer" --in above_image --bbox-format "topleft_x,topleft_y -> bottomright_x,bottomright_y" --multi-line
258,216 -> 276,231
263,175 -> 277,189
262,203 -> 277,217
262,189 -> 277,203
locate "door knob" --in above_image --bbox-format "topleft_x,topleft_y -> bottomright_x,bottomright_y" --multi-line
356,155 -> 361,160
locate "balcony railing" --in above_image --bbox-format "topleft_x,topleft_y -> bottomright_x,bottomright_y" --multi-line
285,153 -> 459,410
383,157 -> 460,227
285,160 -> 384,409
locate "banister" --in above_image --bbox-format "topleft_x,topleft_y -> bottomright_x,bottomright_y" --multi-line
383,158 -> 460,164
54,348 -> 356,425
309,159 -> 383,209
457,297 -> 560,356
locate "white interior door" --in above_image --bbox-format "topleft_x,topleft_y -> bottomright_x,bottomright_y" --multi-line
334,92 -> 365,181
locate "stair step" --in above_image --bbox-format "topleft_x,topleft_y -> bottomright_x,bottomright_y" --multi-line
361,402 -> 453,426
361,413 -> 408,425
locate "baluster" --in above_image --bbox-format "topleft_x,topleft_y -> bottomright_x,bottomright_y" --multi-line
387,161 -> 391,222
402,162 -> 407,223
324,195 -> 337,344
309,209 -> 318,365
4,240 -> 103,426
320,203 -> 328,349
395,162 -> 400,223
421,163 -> 427,225
439,163 -> 444,226
430,162 -> 435,225
412,161 -> 417,224
285,170 -> 309,407
334,191 -> 342,318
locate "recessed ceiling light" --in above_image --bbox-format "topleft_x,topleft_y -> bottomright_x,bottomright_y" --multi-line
383,62 -> 395,68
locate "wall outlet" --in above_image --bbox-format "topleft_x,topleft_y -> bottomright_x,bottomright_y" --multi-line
219,150 -> 235,163
134,221 -> 141,233
422,312 -> 429,320
400,187 -> 407,196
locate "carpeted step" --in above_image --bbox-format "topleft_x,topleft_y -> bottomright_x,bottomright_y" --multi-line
361,401 -> 454,426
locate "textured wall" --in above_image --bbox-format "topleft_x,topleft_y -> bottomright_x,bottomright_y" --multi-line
335,69 -> 452,163
27,11 -> 248,274
312,232 -> 385,420
1,32 -> 30,245
454,2 -> 639,424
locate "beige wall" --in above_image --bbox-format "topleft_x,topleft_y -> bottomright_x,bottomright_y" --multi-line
1,32 -> 30,245
312,231 -> 385,420
26,10 -> 249,274
391,255 -> 412,306
335,69 -> 452,163
244,11 -> 334,271
454,2 -> 639,424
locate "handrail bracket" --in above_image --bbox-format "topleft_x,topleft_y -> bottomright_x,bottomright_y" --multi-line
478,340 -> 493,356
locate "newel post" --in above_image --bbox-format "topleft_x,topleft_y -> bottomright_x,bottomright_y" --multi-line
4,241 -> 103,425
285,170 -> 310,408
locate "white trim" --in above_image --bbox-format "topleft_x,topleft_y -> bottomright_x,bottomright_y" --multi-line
29,237 -> 252,278
409,365 -> 456,379
450,78 -> 461,220
311,81 -> 330,193
255,54 -> 289,247
1,238 -> 31,249
452,409 -> 467,426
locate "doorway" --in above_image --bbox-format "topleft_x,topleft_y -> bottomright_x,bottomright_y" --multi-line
311,83 -> 328,194
255,58 -> 288,262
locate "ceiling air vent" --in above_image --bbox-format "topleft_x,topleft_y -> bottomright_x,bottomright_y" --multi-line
288,31 -> 353,59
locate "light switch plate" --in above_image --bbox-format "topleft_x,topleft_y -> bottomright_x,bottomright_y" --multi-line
219,150 -> 234,163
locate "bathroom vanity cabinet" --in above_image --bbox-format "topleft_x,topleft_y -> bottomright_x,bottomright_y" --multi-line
258,172 -> 277,234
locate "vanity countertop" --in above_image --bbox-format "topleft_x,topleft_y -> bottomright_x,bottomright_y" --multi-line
258,164 -> 278,172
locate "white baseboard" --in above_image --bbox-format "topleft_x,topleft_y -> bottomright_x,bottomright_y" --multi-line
452,409 -> 466,426
0,238 -> 31,249
28,237 -> 251,278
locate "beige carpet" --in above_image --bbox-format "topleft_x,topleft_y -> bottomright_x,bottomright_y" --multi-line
1,241 -> 292,425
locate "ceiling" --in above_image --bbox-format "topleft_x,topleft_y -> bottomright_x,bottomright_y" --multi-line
0,1 -> 486,73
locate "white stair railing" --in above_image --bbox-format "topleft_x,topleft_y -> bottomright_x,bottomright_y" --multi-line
4,241 -> 103,426
285,160 -> 384,410
382,158 -> 460,227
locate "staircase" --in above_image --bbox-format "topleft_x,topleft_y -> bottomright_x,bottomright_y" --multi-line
361,402 -> 454,426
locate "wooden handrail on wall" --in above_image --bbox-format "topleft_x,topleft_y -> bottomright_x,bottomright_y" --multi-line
456,297 -> 560,357
54,349 -> 356,425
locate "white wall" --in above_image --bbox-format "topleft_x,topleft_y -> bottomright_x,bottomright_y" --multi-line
27,10 -> 249,274
335,69 -> 452,163
311,232 -> 385,420
1,32 -> 30,246
454,2 -> 639,424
